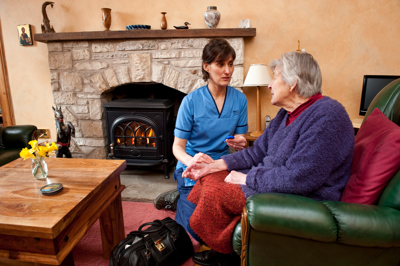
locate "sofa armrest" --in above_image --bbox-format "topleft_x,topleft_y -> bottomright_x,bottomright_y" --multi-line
232,221 -> 242,255
237,193 -> 400,248
245,193 -> 338,242
2,125 -> 37,149
322,201 -> 400,247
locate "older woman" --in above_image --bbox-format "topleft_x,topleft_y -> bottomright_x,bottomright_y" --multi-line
183,51 -> 355,265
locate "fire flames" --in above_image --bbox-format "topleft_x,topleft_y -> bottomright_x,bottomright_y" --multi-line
115,122 -> 156,147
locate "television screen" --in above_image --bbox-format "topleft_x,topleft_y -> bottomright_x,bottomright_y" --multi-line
359,75 -> 400,115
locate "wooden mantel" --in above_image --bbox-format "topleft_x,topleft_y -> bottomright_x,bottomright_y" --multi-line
34,28 -> 256,43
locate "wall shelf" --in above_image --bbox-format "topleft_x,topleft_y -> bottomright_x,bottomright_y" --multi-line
34,28 -> 256,43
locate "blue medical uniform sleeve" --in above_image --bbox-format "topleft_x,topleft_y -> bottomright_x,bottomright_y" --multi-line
174,96 -> 193,139
235,95 -> 249,134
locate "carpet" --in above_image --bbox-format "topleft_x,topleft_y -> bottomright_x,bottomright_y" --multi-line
73,201 -> 200,266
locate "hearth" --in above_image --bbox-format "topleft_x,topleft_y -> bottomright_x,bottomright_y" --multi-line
103,98 -> 175,178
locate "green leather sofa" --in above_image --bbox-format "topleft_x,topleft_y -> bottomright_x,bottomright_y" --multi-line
0,125 -> 38,166
232,79 -> 400,266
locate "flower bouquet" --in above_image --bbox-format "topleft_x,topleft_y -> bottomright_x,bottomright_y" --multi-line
20,140 -> 58,180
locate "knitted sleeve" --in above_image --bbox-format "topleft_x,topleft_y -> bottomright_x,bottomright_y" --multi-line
242,101 -> 354,199
222,108 -> 286,170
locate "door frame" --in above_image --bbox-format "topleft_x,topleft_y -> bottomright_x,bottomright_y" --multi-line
0,21 -> 15,127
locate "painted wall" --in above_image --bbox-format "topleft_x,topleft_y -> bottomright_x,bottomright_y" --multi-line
1,0 -> 400,140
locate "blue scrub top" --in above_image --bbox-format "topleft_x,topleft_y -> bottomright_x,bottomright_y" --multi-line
174,85 -> 248,186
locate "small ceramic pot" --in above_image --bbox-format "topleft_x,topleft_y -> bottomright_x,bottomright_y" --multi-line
161,12 -> 167,30
102,8 -> 112,31
204,6 -> 220,29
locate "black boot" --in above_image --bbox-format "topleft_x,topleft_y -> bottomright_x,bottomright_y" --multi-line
192,249 -> 240,266
153,189 -> 180,211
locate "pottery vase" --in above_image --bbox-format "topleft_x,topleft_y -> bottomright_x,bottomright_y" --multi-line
204,6 -> 220,29
31,157 -> 48,180
161,12 -> 167,30
102,8 -> 112,31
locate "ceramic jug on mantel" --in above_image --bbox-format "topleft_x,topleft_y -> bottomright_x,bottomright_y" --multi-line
204,6 -> 220,29
102,8 -> 112,31
161,12 -> 167,30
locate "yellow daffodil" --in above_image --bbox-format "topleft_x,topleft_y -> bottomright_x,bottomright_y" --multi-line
29,140 -> 38,149
46,141 -> 58,153
20,140 -> 59,160
20,147 -> 36,160
38,146 -> 48,157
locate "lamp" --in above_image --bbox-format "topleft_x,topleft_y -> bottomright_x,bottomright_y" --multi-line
243,64 -> 272,137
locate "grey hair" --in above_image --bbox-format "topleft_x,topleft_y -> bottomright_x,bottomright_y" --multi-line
269,51 -> 322,98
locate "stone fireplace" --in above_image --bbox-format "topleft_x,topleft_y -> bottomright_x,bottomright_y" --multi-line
35,29 -> 255,159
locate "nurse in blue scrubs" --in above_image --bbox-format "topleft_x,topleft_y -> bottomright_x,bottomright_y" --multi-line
155,38 -> 248,241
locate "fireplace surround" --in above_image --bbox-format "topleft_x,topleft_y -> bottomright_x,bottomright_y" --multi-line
35,29 -> 256,160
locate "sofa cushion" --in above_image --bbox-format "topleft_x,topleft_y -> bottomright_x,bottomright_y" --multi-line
341,108 -> 400,204
0,149 -> 21,166
0,127 -> 4,149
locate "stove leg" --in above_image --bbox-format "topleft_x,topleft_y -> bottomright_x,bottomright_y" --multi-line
163,163 -> 170,179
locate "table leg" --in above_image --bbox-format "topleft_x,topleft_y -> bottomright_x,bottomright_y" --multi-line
60,252 -> 75,266
99,193 -> 125,259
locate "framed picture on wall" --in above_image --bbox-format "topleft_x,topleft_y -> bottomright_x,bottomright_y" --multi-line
17,24 -> 33,46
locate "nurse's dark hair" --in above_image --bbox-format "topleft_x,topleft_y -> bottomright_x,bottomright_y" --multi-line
202,38 -> 236,81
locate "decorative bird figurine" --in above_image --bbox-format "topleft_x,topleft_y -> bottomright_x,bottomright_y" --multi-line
174,22 -> 191,29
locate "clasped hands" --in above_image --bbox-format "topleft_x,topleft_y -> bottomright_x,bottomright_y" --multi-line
183,151 -> 247,185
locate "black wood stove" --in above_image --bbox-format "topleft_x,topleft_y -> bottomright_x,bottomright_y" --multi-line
103,98 -> 175,178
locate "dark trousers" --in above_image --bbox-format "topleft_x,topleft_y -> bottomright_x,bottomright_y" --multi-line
174,168 -> 202,242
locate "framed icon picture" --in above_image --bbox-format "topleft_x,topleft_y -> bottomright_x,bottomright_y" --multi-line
17,24 -> 33,46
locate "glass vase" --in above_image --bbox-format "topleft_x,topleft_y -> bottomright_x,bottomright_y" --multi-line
31,157 -> 48,180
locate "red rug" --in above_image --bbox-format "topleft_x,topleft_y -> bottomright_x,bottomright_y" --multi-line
73,201 -> 200,266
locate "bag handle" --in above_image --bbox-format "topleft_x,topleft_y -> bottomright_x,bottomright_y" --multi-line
126,218 -> 176,238
138,220 -> 163,233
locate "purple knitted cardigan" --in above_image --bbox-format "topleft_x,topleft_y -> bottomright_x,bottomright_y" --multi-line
222,97 -> 355,202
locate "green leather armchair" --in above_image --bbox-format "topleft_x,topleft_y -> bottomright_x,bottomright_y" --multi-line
232,79 -> 400,266
0,125 -> 38,166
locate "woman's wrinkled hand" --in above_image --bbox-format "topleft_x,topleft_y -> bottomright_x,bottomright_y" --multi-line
226,135 -> 246,151
182,162 -> 211,181
224,170 -> 247,185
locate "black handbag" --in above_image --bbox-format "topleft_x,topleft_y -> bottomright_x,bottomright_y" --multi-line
110,217 -> 194,266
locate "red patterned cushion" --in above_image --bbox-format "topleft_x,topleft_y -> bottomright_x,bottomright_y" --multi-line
341,108 -> 400,204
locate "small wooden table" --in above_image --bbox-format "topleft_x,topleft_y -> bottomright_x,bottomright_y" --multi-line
245,132 -> 259,147
0,158 -> 127,265
352,118 -> 364,129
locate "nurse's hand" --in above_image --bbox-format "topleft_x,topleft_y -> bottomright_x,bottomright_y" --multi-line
226,135 -> 246,151
224,170 -> 247,185
187,152 -> 214,168
182,162 -> 210,181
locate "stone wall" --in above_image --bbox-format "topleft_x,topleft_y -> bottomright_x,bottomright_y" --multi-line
47,37 -> 245,159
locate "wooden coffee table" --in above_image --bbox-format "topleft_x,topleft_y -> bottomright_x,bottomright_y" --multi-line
0,158 -> 127,265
